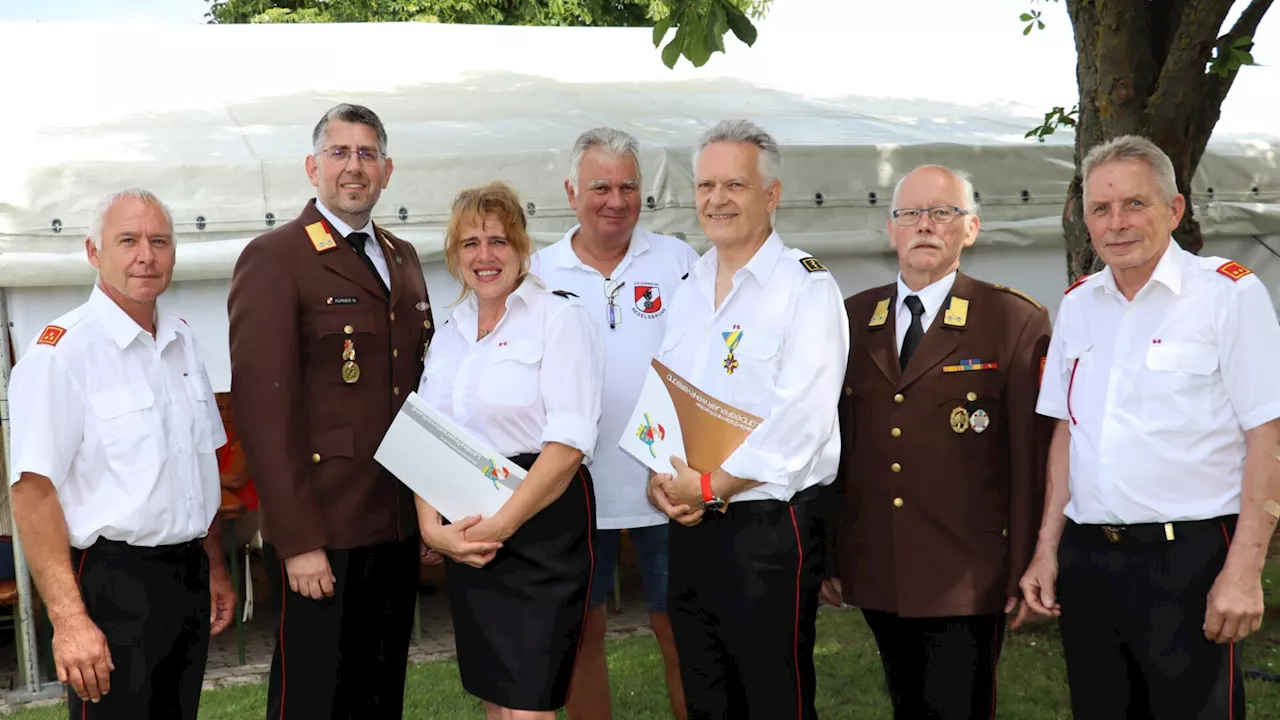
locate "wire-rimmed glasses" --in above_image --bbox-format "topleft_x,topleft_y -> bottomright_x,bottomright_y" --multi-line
891,206 -> 970,226
605,278 -> 626,330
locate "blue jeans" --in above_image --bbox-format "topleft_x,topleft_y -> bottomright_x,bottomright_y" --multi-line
588,524 -> 671,613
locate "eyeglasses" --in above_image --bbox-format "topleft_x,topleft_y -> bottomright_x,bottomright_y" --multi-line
891,206 -> 970,226
318,146 -> 383,165
605,278 -> 626,329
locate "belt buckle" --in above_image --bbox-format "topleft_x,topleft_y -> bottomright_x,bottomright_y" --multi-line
1102,525 -> 1122,543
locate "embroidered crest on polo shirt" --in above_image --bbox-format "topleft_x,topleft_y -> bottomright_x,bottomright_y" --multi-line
632,282 -> 665,319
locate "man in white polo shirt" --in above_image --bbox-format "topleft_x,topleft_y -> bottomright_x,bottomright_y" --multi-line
530,126 -> 699,720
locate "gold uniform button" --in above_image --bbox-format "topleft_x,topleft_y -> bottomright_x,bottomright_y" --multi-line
393,349 -> 399,358
893,393 -> 904,404
1002,528 -> 1009,538
966,392 -> 977,402
890,427 -> 901,438
893,497 -> 904,508
311,453 -> 321,464
891,462 -> 901,473
389,311 -> 396,321
844,386 -> 852,397
343,325 -> 354,335
393,386 -> 400,396
424,320 -> 432,329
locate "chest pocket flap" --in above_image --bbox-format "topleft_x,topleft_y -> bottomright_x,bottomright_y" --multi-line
480,339 -> 543,406
488,339 -> 543,365
89,382 -> 155,420
1146,341 -> 1217,375
736,329 -> 782,360
312,310 -> 376,338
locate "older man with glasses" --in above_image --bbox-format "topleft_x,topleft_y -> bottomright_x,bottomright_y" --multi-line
530,127 -> 699,720
825,164 -> 1053,718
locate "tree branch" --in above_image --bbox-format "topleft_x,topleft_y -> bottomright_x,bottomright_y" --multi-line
1189,0 -> 1274,172
1147,0 -> 1234,133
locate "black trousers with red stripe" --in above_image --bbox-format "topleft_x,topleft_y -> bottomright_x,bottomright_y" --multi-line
668,485 -> 826,720
69,538 -> 210,720
861,609 -> 1006,719
262,535 -> 419,720
1057,516 -> 1246,719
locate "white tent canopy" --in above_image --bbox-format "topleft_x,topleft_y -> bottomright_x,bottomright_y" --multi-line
2,16 -> 1279,393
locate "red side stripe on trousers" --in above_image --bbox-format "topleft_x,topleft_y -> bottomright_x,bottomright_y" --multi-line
277,561 -> 288,720
1220,522 -> 1234,720
567,469 -> 596,696
788,506 -> 803,720
77,550 -> 88,720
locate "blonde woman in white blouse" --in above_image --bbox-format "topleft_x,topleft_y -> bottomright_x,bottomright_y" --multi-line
415,181 -> 606,719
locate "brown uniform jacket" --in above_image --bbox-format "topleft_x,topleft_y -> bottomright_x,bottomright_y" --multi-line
833,272 -> 1052,617
227,200 -> 435,558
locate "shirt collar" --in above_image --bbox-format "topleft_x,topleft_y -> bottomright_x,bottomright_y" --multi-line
693,230 -> 785,285
89,284 -> 180,350
550,225 -> 652,270
895,271 -> 957,317
1094,237 -> 1184,297
452,275 -> 542,336
314,198 -> 375,239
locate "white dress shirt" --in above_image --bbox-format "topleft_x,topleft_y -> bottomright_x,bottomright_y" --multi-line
894,271 -> 956,354
7,285 -> 227,548
530,226 -> 700,529
315,198 -> 391,290
417,277 -> 605,462
656,231 -> 850,503
1037,242 -> 1280,524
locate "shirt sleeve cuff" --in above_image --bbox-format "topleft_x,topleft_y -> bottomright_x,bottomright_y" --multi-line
541,412 -> 599,460
1035,398 -> 1069,421
9,460 -> 63,489
1237,401 -> 1280,432
720,446 -> 790,500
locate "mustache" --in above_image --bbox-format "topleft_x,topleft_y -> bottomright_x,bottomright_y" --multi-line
907,236 -> 945,251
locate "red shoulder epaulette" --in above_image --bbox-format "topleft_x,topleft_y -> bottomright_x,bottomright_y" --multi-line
1216,260 -> 1252,282
37,325 -> 67,347
1064,274 -> 1091,295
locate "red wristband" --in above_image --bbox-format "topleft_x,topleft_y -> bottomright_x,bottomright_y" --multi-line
701,472 -> 714,503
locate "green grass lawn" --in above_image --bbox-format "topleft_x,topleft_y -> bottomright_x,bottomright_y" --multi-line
9,567 -> 1280,719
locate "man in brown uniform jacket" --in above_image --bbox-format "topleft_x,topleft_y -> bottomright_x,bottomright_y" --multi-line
824,165 -> 1052,719
228,103 -> 434,720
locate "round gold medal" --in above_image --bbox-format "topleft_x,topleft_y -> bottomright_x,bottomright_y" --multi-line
950,406 -> 969,433
342,361 -> 360,384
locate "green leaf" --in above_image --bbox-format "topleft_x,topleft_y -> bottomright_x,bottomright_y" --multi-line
1023,23 -> 1033,35
1231,34 -> 1253,48
707,3 -> 726,53
1019,12 -> 1033,21
725,5 -> 757,46
1037,19 -> 1044,29
653,14 -> 672,47
1232,49 -> 1254,66
662,35 -> 682,68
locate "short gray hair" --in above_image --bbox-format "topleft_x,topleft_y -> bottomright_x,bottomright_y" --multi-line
568,127 -> 642,191
312,103 -> 389,157
692,119 -> 783,187
891,165 -> 981,216
88,189 -> 175,249
1081,135 -> 1177,203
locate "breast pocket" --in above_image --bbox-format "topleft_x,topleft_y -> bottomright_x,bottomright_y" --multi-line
1142,341 -> 1219,430
310,309 -> 376,385
732,329 -> 782,389
183,374 -> 216,452
88,382 -> 165,468
479,340 -> 543,407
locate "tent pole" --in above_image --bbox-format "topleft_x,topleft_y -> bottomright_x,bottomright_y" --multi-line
0,290 -> 60,702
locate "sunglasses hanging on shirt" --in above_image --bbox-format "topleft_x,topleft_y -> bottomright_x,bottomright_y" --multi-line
605,278 -> 626,330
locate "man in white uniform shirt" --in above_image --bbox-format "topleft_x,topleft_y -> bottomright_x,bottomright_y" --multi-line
8,189 -> 235,720
648,119 -> 849,720
1020,135 -> 1280,718
529,127 -> 698,720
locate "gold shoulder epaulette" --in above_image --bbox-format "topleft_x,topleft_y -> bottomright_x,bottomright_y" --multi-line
992,284 -> 1043,310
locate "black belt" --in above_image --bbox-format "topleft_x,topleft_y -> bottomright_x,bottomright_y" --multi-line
78,537 -> 206,560
1066,515 -> 1237,545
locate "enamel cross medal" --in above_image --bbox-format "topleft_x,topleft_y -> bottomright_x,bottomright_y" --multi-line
722,325 -> 742,375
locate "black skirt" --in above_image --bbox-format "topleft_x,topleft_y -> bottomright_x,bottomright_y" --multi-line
444,453 -> 597,710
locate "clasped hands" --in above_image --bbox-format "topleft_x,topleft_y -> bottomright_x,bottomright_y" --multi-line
421,514 -> 508,569
647,456 -> 709,527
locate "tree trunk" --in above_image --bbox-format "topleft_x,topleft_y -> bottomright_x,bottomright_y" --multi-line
1060,0 -> 1269,282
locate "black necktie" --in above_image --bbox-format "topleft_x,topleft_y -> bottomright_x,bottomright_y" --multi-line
347,231 -> 388,296
899,295 -> 925,369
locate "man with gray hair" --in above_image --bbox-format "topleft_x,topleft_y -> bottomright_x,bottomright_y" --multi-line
647,119 -> 848,718
8,188 -> 235,719
229,103 -> 435,719
825,164 -> 1052,718
529,126 -> 698,720
1021,134 -> 1280,717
